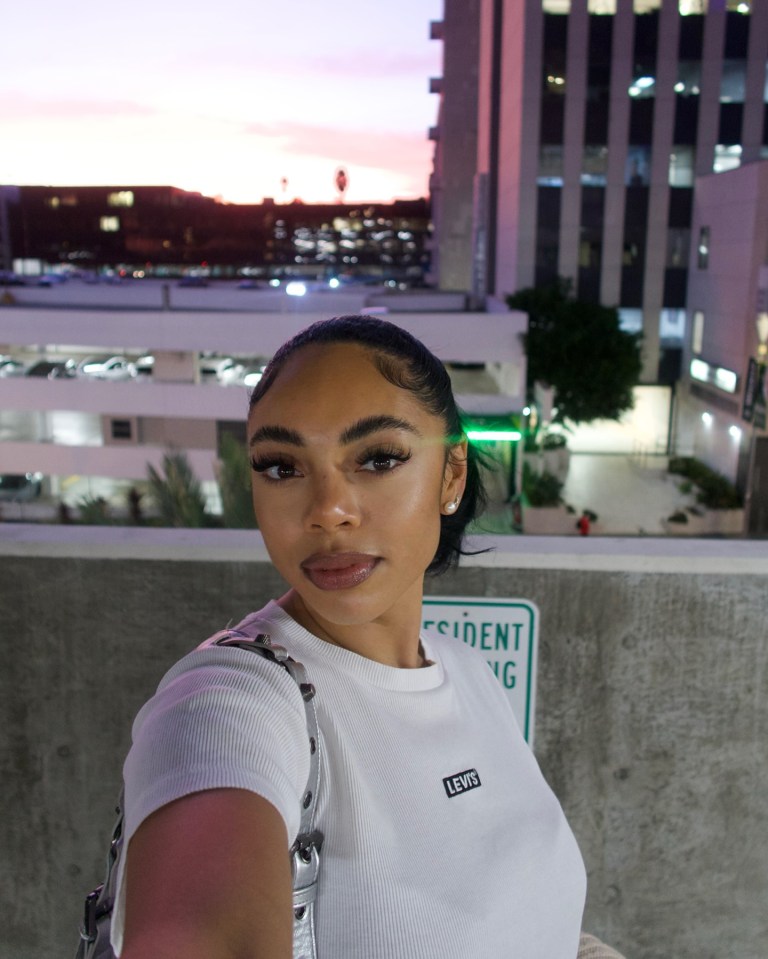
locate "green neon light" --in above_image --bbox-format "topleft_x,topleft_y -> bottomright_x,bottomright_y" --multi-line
466,429 -> 522,442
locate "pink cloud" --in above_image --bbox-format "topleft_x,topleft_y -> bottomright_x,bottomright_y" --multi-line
243,120 -> 429,171
0,92 -> 155,121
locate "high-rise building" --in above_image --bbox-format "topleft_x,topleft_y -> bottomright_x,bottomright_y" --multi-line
429,0 -> 768,383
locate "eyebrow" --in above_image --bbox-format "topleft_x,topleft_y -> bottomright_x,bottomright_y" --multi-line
248,414 -> 422,449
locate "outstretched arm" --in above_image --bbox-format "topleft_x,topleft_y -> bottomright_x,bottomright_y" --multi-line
121,788 -> 293,959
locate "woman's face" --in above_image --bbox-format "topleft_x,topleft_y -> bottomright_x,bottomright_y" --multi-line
247,342 -> 466,635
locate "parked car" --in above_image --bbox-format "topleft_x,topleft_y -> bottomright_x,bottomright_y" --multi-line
0,472 -> 43,502
0,271 -> 25,287
200,356 -> 245,384
77,355 -> 136,380
0,356 -> 27,377
134,354 -> 155,378
25,359 -> 76,379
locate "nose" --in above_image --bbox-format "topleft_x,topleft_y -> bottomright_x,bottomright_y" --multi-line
304,471 -> 361,531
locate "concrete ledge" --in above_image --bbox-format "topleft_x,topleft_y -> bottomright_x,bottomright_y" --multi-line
2,524 -> 767,574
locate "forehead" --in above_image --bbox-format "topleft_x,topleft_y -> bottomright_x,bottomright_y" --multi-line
248,342 -> 439,434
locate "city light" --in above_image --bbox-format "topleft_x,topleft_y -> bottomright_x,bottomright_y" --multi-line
729,425 -> 742,440
701,412 -> 713,426
285,281 -> 307,297
465,429 -> 522,442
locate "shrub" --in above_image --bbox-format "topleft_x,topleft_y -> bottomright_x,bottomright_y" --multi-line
668,457 -> 742,509
523,462 -> 563,506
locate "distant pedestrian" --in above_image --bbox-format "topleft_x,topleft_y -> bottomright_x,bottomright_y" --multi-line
577,511 -> 591,536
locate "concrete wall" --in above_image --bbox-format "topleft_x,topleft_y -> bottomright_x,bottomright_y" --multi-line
1,527 -> 767,959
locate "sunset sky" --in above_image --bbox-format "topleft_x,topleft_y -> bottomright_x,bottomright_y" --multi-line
1,0 -> 443,204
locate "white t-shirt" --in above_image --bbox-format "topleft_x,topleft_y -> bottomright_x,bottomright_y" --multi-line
113,601 -> 586,958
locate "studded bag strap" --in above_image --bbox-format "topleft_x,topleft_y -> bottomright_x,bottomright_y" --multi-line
213,628 -> 322,959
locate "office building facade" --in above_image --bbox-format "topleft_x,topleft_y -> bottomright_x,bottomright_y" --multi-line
430,0 -> 768,382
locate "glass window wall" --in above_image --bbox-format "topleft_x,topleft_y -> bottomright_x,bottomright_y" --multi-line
669,147 -> 695,187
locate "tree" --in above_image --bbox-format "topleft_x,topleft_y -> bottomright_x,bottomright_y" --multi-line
147,450 -> 208,527
217,433 -> 258,529
508,279 -> 642,424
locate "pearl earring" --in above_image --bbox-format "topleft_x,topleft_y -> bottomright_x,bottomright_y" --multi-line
445,498 -> 459,513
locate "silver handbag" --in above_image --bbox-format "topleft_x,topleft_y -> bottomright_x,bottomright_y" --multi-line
75,629 -> 322,959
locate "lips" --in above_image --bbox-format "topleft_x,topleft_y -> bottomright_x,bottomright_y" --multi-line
301,552 -> 380,591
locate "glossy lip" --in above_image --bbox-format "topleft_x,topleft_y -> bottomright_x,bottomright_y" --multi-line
300,551 -> 380,591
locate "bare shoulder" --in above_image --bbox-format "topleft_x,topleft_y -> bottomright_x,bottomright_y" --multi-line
122,788 -> 293,959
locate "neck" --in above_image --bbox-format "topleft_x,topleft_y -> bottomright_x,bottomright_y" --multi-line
277,587 -> 428,669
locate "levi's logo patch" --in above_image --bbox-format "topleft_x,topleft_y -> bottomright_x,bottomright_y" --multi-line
443,768 -> 481,798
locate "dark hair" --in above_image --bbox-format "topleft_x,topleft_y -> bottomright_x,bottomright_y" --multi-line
248,315 -> 487,575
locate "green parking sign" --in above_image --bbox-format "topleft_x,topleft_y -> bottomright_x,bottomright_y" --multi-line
423,597 -> 539,744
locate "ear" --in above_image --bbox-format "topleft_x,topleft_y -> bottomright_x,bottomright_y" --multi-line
441,439 -> 468,513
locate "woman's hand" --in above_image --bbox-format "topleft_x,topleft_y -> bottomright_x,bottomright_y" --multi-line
122,788 -> 293,959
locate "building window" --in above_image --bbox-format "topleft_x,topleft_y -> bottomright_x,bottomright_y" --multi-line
107,191 -> 134,208
618,309 -> 643,333
538,146 -> 564,185
713,143 -> 742,172
634,0 -> 662,10
697,228 -> 710,269
100,216 -> 120,232
692,310 -> 704,354
111,419 -> 133,440
660,308 -> 686,342
629,76 -> 655,99
676,61 -> 701,97
726,1 -> 750,10
542,0 -> 570,11
588,0 -> 615,12
667,228 -> 690,267
679,0 -> 707,13
669,147 -> 695,186
626,146 -> 651,185
581,146 -> 608,185
720,60 -> 747,103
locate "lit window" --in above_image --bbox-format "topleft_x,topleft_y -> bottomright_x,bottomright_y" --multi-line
714,368 -> 738,393
633,0 -> 661,9
676,61 -> 701,97
542,0 -> 571,11
726,0 -> 750,11
669,147 -> 695,187
618,309 -> 643,334
713,144 -> 742,173
538,145 -> 564,186
660,309 -> 686,341
107,191 -> 134,208
720,61 -> 747,103
581,146 -> 608,186
100,216 -> 120,232
625,146 -> 651,186
691,359 -> 709,383
679,0 -> 707,13
692,311 -> 704,354
588,0 -> 615,12
697,228 -> 709,270
629,75 -> 655,99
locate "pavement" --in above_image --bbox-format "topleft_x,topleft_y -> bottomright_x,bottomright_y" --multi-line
477,452 -> 710,537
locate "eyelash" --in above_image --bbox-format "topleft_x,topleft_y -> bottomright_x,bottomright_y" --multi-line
249,446 -> 411,482
357,445 -> 412,473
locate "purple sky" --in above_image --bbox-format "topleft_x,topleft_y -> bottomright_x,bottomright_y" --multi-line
1,0 -> 444,203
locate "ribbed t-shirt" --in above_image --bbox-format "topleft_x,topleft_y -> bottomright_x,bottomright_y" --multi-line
112,601 -> 586,957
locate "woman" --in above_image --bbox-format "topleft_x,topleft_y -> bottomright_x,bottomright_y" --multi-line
114,316 -> 589,958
